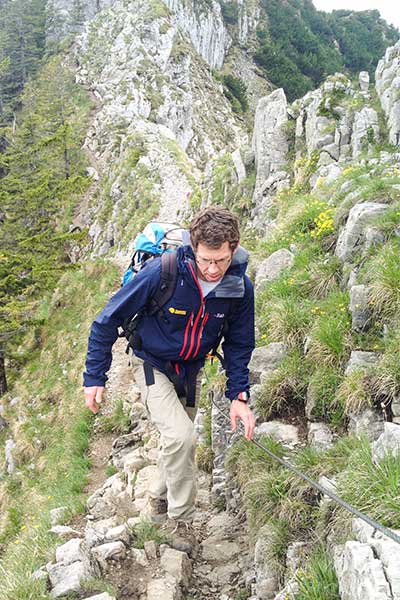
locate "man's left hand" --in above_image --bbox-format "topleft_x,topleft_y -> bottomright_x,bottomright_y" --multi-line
230,399 -> 256,440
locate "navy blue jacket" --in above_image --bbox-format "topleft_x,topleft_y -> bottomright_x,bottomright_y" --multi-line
83,245 -> 255,400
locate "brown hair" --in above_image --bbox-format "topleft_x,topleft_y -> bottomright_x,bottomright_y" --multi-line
189,206 -> 240,251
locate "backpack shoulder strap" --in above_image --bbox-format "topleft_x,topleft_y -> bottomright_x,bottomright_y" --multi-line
147,252 -> 178,315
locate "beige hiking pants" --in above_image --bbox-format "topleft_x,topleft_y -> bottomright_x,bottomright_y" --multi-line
131,356 -> 200,520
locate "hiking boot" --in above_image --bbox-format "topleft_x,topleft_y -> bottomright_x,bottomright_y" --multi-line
148,496 -> 168,524
162,518 -> 198,557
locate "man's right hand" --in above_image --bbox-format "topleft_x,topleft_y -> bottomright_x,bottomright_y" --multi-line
84,386 -> 105,414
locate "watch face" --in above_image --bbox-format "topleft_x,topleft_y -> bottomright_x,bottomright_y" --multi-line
238,392 -> 249,402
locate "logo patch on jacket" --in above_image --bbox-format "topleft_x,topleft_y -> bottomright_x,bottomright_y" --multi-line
213,313 -> 225,318
169,307 -> 187,315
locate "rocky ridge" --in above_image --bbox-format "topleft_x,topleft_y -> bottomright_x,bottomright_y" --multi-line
40,2 -> 400,598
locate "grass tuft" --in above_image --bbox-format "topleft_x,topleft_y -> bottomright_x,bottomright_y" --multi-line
295,548 -> 340,600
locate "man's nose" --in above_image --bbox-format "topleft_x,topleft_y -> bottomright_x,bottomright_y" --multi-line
208,261 -> 219,274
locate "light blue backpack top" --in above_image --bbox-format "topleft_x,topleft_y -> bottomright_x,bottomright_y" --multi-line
122,222 -> 185,285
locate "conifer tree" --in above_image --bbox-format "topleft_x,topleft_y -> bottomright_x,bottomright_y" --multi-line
0,57 -> 90,394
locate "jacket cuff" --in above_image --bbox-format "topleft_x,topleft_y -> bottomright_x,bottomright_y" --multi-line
83,373 -> 107,387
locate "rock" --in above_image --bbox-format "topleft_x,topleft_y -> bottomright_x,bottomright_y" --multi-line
5,439 -> 16,474
86,474 -> 136,520
307,422 -> 333,450
352,518 -> 375,544
334,541 -> 392,600
370,536 -> 400,598
201,536 -> 240,562
391,397 -> 400,418
348,408 -> 385,441
81,594 -> 116,600
232,148 -> 246,183
85,517 -> 119,547
255,421 -> 299,446
359,71 -> 370,92
372,422 -> 400,462
273,578 -> 299,600
254,524 -> 280,599
252,89 -> 289,211
255,249 -> 295,291
164,0 -> 228,69
249,343 -> 287,385
55,538 -> 89,565
50,526 -> 81,538
305,381 -> 319,421
345,351 -> 379,375
86,166 -> 99,180
146,574 -> 181,600
122,447 -> 149,483
352,107 -> 379,158
364,226 -> 385,252
131,548 -> 149,566
206,512 -> 231,534
335,202 -> 388,263
31,567 -> 48,581
144,540 -> 158,560
91,541 -> 126,569
206,562 -> 241,586
376,41 -> 400,145
0,416 -> 8,431
104,524 -> 130,546
47,559 -> 99,598
350,285 -> 371,331
160,547 -> 192,588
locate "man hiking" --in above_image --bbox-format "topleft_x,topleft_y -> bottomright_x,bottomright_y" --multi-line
83,206 -> 256,539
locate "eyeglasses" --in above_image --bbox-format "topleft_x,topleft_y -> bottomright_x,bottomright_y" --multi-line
195,255 -> 232,268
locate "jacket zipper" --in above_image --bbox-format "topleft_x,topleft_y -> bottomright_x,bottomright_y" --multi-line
193,312 -> 209,358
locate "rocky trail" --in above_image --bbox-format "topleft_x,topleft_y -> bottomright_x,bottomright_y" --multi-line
42,338 -> 253,600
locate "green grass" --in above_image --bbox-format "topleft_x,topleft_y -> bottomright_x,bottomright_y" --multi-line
335,368 -> 372,416
131,519 -> 167,548
98,398 -> 131,434
295,549 -> 340,600
307,365 -> 344,425
364,239 -> 400,319
0,261 -> 119,600
255,350 -> 310,421
336,437 -> 400,528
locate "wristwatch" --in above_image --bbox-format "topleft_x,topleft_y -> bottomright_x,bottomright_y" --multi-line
235,391 -> 250,403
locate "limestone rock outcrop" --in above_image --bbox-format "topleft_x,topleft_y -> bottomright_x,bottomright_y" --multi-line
376,41 -> 400,146
252,89 -> 290,220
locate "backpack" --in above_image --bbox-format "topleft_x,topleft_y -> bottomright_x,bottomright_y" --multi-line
122,222 -> 185,286
120,222 -> 185,350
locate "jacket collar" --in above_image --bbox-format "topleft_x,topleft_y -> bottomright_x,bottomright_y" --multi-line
177,244 -> 248,299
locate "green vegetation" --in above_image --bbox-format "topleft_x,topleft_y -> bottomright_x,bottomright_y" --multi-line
0,56 -> 92,394
0,261 -> 119,599
295,549 -> 340,600
131,519 -> 167,548
222,74 -> 248,113
0,0 -> 46,121
98,398 -> 131,434
255,1 -> 399,101
208,153 -> 256,216
227,433 -> 400,579
219,1 -> 239,25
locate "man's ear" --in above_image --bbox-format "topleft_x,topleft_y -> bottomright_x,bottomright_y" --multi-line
232,241 -> 240,254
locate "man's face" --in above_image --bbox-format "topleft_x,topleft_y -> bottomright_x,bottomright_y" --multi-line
195,241 -> 236,282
